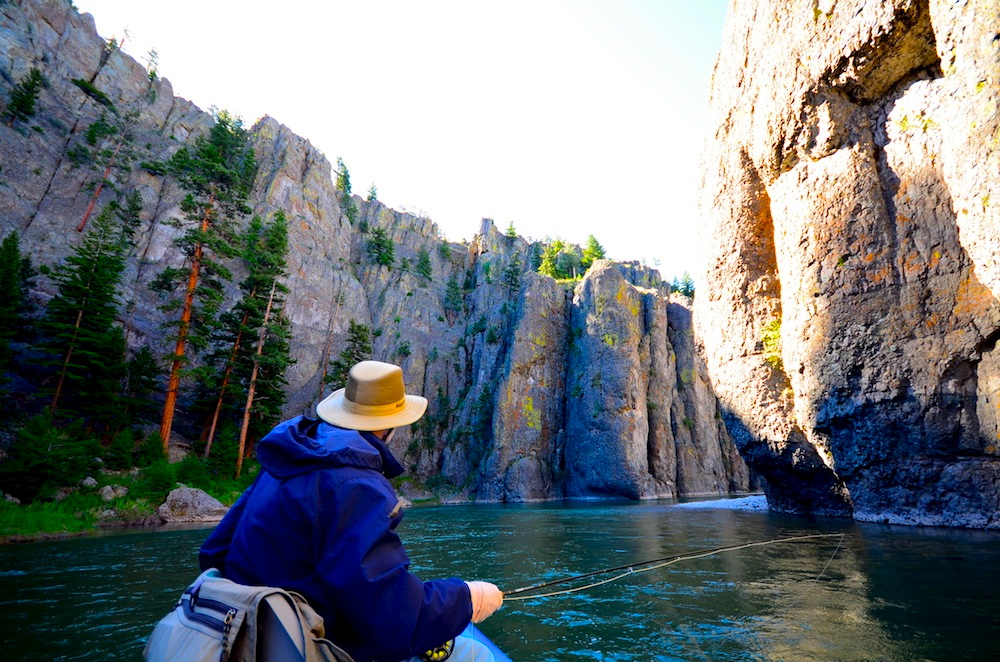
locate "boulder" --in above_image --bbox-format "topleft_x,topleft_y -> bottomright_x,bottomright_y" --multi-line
98,485 -> 128,502
53,486 -> 78,501
156,487 -> 229,523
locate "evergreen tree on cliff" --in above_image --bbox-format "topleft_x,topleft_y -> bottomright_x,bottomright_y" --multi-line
671,272 -> 695,298
150,111 -> 257,453
581,234 -> 606,271
201,211 -> 292,463
71,107 -> 144,233
327,320 -> 373,390
335,157 -> 358,225
2,67 -> 46,126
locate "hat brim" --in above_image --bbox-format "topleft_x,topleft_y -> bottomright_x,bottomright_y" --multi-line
316,388 -> 428,431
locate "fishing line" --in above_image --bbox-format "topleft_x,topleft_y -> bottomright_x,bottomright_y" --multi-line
502,532 -> 845,601
763,531 -> 845,618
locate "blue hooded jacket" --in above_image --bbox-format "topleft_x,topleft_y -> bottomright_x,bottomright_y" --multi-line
199,417 -> 472,662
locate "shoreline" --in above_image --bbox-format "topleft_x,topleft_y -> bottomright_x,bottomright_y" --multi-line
672,495 -> 769,511
0,517 -> 221,546
3,494 -> 771,545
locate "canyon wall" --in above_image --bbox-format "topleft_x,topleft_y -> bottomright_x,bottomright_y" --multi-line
698,0 -> 1000,527
0,0 -> 751,501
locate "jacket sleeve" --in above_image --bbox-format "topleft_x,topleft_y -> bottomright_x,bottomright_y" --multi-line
198,484 -> 253,574
314,470 -> 472,660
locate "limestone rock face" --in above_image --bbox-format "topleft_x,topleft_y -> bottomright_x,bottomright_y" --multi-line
1,0 -> 750,503
565,261 -> 668,498
156,487 -> 228,523
481,273 -> 568,501
698,0 -> 1000,526
564,262 -> 749,499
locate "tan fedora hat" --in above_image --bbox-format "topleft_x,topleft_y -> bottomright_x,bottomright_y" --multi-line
317,361 -> 427,431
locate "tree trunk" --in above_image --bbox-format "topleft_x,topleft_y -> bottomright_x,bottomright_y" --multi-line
160,194 -> 213,453
316,290 -> 344,401
235,282 -> 277,479
203,306 -> 251,458
50,308 -> 85,413
77,138 -> 125,233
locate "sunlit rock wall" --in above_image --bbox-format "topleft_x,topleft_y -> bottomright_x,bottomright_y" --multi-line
698,0 -> 1000,527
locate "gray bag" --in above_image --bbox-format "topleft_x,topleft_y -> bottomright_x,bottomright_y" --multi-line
143,568 -> 354,662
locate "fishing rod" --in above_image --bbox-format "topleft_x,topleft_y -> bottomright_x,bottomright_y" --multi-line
502,532 -> 845,601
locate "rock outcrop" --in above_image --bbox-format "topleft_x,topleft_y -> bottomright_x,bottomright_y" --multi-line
698,0 -> 1000,527
0,0 -> 751,502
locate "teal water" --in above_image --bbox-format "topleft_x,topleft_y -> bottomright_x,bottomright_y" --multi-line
1,499 -> 998,661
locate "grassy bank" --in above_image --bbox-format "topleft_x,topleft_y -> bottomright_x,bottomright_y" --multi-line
0,457 -> 257,542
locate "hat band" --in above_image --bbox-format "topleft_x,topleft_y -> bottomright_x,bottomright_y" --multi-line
342,396 -> 407,417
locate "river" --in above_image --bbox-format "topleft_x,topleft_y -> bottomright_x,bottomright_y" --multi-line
1,497 -> 998,661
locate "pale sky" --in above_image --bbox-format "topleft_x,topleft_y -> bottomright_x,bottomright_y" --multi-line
73,0 -> 729,283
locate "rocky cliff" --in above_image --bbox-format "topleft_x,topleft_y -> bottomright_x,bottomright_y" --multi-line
0,0 -> 750,501
698,0 -> 1000,527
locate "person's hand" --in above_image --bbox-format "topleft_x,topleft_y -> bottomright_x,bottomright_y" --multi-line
465,581 -> 503,623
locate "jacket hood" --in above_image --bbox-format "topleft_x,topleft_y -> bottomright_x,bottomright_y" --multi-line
256,416 -> 405,479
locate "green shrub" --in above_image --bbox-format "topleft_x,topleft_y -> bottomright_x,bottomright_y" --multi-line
70,78 -> 116,112
762,318 -> 783,370
175,455 -> 212,489
0,414 -> 101,502
135,431 -> 164,467
206,424 -> 240,479
104,429 -> 135,471
137,459 -> 176,497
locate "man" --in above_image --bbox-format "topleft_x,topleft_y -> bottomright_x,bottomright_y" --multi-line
199,360 -> 504,661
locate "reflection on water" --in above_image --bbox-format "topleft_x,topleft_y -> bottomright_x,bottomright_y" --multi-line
1,502 -> 998,660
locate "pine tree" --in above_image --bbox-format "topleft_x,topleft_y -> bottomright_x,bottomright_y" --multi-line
39,205 -> 130,429
538,238 -> 585,279
335,157 -> 358,225
367,183 -> 378,202
581,234 -> 606,270
501,254 -> 522,294
202,211 -> 291,460
327,320 -> 373,391
234,278 -> 290,478
73,108 -> 144,233
505,221 -> 517,238
3,68 -> 47,126
537,239 -> 565,278
672,272 -> 696,298
416,248 -> 433,280
248,306 -> 292,436
443,275 -> 464,320
152,110 -> 257,451
335,157 -> 352,196
367,228 -> 395,267
119,346 -> 161,423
